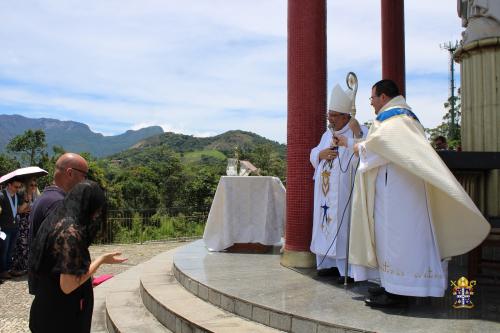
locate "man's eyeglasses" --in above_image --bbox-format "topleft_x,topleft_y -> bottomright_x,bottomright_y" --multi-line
70,167 -> 88,178
30,183 -> 37,187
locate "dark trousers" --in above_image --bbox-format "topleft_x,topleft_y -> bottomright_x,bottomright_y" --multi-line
0,227 -> 19,272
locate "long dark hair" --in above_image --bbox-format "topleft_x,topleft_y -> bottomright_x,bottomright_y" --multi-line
29,180 -> 107,275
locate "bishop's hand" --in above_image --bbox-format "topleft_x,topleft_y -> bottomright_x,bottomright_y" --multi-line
319,148 -> 338,161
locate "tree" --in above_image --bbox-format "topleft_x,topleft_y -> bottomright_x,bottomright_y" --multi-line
443,95 -> 461,146
426,95 -> 462,150
7,129 -> 47,166
0,154 -> 20,176
246,143 -> 286,180
180,164 -> 224,211
119,177 -> 160,211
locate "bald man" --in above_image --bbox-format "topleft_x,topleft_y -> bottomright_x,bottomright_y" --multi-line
29,153 -> 88,241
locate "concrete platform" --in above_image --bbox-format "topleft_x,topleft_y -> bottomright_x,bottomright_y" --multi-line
94,243 -> 283,332
174,240 -> 500,333
140,250 -> 280,332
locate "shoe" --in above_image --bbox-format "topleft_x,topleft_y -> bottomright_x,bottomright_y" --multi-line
0,272 -> 12,279
368,286 -> 385,296
337,276 -> 355,284
364,292 -> 408,308
317,267 -> 340,277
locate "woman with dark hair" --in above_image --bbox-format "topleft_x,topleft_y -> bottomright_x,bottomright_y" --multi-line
12,177 -> 40,275
28,180 -> 126,333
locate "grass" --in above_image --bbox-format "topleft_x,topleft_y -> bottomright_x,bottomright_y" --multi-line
109,213 -> 206,244
181,150 -> 226,163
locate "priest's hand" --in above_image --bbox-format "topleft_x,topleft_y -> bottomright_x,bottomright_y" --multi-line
334,134 -> 348,147
353,143 -> 359,156
319,148 -> 338,161
348,118 -> 362,138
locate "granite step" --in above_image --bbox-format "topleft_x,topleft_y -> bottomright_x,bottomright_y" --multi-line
140,250 -> 283,333
92,265 -> 145,332
92,257 -> 171,333
106,287 -> 172,333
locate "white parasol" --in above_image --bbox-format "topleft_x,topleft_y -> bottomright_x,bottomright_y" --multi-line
0,166 -> 48,184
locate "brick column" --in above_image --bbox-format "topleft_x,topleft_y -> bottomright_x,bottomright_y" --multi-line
281,0 -> 327,268
381,0 -> 406,96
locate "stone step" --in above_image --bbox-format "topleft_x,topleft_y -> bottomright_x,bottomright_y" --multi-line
106,287 -> 172,333
92,268 -> 144,332
140,250 -> 283,333
92,258 -> 171,333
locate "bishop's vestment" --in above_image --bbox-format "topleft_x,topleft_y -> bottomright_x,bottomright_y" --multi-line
310,123 -> 368,278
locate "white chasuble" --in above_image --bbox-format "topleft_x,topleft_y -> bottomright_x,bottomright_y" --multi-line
349,95 -> 490,297
357,146 -> 447,297
310,124 -> 369,277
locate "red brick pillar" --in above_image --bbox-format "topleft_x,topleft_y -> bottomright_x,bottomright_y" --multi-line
281,0 -> 326,268
381,0 -> 406,96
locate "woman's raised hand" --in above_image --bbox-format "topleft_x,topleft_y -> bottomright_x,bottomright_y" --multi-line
99,252 -> 128,265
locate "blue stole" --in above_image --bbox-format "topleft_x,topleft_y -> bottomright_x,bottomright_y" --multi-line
376,108 -> 420,123
6,191 -> 18,219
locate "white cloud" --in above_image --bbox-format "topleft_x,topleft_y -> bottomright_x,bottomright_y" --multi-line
0,0 -> 463,143
326,0 -> 460,129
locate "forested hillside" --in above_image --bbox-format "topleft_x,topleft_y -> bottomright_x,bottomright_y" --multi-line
132,130 -> 286,158
0,127 -> 286,243
2,127 -> 284,210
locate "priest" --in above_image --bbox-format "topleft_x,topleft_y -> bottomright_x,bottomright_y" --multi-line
310,84 -> 367,283
349,79 -> 490,307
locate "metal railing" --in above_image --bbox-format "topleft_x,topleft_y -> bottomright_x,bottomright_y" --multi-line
97,207 -> 209,244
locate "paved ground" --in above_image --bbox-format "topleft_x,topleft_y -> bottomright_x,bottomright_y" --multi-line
0,240 -> 187,333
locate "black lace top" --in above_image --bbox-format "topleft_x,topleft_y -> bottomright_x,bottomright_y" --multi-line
28,180 -> 106,333
50,217 -> 91,275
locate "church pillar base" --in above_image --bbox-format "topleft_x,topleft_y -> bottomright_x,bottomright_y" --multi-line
280,249 -> 316,268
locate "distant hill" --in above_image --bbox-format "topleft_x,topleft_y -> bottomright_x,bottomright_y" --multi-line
0,114 -> 164,157
130,130 -> 286,158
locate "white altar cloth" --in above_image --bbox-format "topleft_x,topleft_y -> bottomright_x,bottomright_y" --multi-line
203,176 -> 285,251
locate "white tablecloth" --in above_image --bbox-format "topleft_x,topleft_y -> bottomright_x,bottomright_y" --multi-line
203,176 -> 285,251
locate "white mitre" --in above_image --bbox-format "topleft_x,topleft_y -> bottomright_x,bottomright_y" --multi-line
328,84 -> 353,114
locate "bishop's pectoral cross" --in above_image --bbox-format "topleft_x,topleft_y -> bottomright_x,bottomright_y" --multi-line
320,203 -> 331,232
321,169 -> 331,196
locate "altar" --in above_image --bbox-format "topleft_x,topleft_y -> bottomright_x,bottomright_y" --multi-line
202,176 -> 285,251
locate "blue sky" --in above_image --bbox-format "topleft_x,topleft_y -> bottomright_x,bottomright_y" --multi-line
0,0 -> 461,143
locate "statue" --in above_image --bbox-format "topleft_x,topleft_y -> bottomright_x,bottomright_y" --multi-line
458,0 -> 500,44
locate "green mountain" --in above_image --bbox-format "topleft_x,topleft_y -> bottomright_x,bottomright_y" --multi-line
108,129 -> 287,181
0,114 -> 164,157
130,130 -> 286,158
